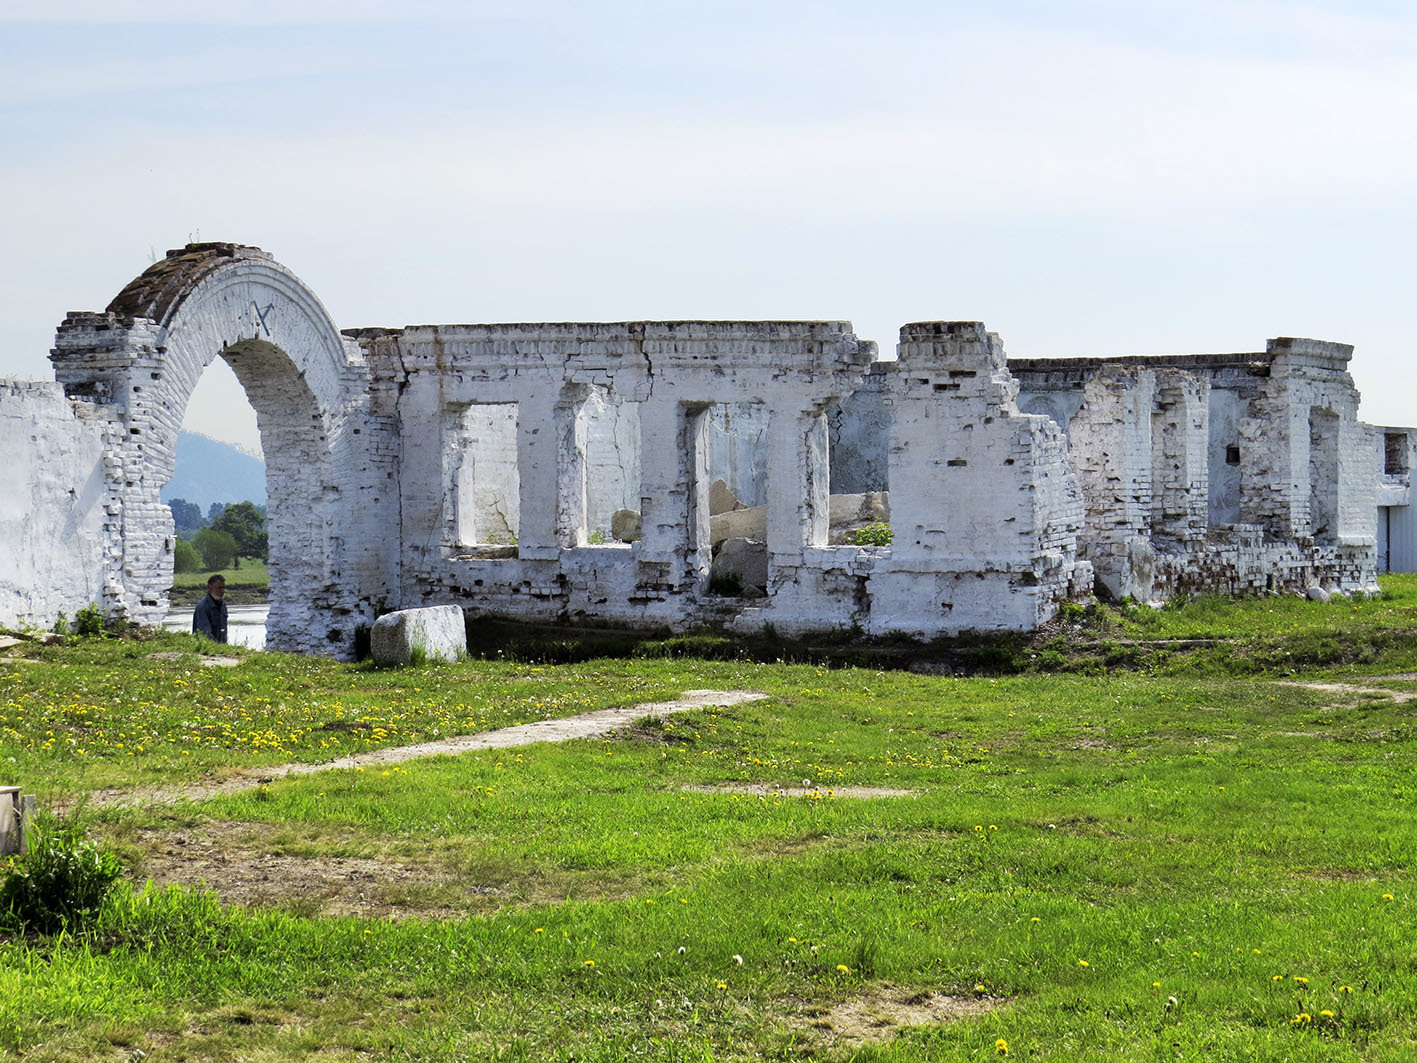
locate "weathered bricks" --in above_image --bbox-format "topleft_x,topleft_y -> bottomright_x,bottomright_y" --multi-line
0,244 -> 1390,654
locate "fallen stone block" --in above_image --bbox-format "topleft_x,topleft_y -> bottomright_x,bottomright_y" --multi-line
370,605 -> 467,666
711,537 -> 769,593
828,491 -> 890,525
710,505 -> 766,546
709,479 -> 748,515
611,508 -> 642,543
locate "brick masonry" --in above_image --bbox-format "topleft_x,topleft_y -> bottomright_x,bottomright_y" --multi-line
0,244 -> 1391,656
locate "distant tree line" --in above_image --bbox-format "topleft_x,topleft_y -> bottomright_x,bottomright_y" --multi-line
169,499 -> 268,572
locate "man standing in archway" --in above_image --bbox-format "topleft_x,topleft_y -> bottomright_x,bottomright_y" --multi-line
192,575 -> 228,643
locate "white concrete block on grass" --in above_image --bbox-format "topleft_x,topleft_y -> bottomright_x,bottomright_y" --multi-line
370,605 -> 467,666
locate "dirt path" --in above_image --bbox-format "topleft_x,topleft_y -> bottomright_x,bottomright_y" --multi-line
87,689 -> 767,809
1276,679 -> 1417,703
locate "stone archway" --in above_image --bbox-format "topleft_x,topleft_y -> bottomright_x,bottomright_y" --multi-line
49,244 -> 387,656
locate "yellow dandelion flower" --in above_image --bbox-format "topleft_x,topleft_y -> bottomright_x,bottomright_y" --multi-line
1382,893 -> 1395,900
534,927 -> 544,934
1152,981 -> 1161,989
995,1037 -> 1009,1056
1272,975 -> 1284,982
1078,960 -> 1089,967
1030,916 -> 1041,923
584,960 -> 596,968
836,964 -> 852,974
1338,985 -> 1353,994
1319,1010 -> 1334,1019
975,983 -> 987,992
1293,976 -> 1308,985
1291,1012 -> 1311,1025
716,981 -> 727,990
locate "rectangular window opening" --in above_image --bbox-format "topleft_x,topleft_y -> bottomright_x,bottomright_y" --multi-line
581,388 -> 642,547
1206,389 -> 1243,527
449,402 -> 519,556
1385,431 -> 1408,476
705,401 -> 769,596
1309,407 -> 1339,542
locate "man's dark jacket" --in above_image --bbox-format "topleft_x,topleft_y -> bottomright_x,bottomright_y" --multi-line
193,593 -> 228,643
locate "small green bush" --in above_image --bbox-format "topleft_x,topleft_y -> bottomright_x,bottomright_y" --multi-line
845,522 -> 893,546
74,603 -> 104,637
0,819 -> 124,934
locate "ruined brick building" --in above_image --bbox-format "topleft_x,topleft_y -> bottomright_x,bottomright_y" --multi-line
0,244 -> 1394,656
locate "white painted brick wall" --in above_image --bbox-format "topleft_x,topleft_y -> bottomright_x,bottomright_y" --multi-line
0,381 -> 110,627
0,243 -> 1389,651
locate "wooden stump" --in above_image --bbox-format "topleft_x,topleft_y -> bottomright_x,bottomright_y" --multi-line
0,787 -> 32,855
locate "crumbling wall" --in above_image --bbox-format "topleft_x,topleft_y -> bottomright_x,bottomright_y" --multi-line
0,240 -> 1389,652
866,323 -> 1090,635
1150,372 -> 1209,544
1011,341 -> 1378,602
0,381 -> 110,627
1065,368 -> 1158,600
362,320 -> 884,633
45,245 -> 398,655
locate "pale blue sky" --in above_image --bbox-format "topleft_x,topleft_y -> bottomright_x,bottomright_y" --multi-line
3,0 -> 1414,454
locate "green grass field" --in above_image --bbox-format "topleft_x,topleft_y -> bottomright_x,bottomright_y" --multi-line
2,582 -> 1416,1060
169,559 -> 269,588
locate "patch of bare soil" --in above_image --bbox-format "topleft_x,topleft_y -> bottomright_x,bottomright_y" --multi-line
146,651 -> 243,667
1277,680 -> 1417,703
124,820 -> 489,919
682,783 -> 914,799
1069,736 -> 1115,750
85,691 -> 770,916
794,985 -> 1004,1045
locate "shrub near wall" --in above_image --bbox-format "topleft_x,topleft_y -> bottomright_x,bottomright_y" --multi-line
0,819 -> 123,934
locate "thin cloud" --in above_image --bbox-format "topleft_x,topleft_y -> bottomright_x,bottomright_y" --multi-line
0,0 -> 559,23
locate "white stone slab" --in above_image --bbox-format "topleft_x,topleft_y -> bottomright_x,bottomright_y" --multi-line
370,605 -> 467,666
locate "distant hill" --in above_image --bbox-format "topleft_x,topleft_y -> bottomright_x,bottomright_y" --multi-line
160,432 -> 267,512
